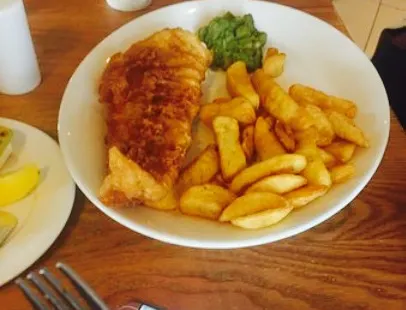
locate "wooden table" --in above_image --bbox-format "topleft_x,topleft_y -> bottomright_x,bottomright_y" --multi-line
1,0 -> 406,309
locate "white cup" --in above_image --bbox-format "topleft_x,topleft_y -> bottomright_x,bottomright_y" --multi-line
0,0 -> 41,95
106,0 -> 151,12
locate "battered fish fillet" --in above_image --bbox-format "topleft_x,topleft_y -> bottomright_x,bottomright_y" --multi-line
99,28 -> 212,209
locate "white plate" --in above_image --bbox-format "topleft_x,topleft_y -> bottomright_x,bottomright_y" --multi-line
0,118 -> 75,286
58,0 -> 390,249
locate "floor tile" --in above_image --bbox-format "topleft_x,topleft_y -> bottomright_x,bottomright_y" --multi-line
333,0 -> 380,50
382,0 -> 406,11
365,3 -> 406,57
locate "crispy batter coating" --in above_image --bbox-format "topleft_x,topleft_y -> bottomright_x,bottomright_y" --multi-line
99,28 -> 212,206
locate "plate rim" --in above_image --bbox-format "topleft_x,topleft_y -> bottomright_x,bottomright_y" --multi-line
0,117 -> 76,286
58,0 -> 390,249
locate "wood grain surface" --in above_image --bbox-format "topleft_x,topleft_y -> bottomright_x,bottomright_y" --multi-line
1,0 -> 406,309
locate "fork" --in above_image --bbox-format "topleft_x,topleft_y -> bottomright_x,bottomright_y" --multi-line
15,262 -> 163,310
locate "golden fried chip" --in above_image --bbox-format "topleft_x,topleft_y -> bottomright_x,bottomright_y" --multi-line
274,120 -> 296,152
231,205 -> 293,229
200,97 -> 257,127
227,61 -> 260,109
220,192 -> 289,222
326,111 -> 369,148
241,125 -> 255,163
210,173 -> 229,188
304,104 -> 335,146
295,128 -> 332,187
180,184 -> 236,220
265,48 -> 279,59
213,97 -> 232,104
177,145 -> 220,193
324,140 -> 357,163
230,154 -> 307,193
284,185 -> 328,208
263,48 -> 286,78
213,116 -> 247,180
252,70 -> 313,131
254,116 -> 286,161
289,84 -> 357,118
302,159 -> 332,187
318,148 -> 337,169
245,174 -> 307,194
144,188 -> 179,210
330,164 -> 355,184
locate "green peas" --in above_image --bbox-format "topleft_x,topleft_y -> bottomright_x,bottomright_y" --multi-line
198,12 -> 267,72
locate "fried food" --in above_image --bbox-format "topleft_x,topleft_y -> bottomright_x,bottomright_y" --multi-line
289,84 -> 357,118
304,104 -> 335,146
99,28 -> 212,207
326,111 -> 369,147
252,69 -> 313,131
180,184 -> 236,220
294,128 -> 319,153
230,154 -> 307,193
213,97 -> 232,104
330,164 -> 355,184
213,116 -> 247,180
231,204 -> 293,229
302,160 -> 332,188
274,120 -> 295,152
241,125 -> 255,162
245,174 -> 307,195
324,141 -> 357,163
95,17 -> 372,231
265,48 -> 279,59
220,192 -> 289,222
143,188 -> 179,210
318,148 -> 337,169
254,116 -> 286,161
227,61 -> 260,109
285,185 -> 329,208
295,128 -> 332,187
99,147 -> 169,206
177,145 -> 219,193
210,173 -> 229,188
263,48 -> 286,78
200,97 -> 256,127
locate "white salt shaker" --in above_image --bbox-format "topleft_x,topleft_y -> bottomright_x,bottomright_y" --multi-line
106,0 -> 151,12
0,0 -> 41,95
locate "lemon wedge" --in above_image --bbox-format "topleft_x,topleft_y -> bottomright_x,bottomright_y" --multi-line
0,164 -> 40,207
0,211 -> 17,246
